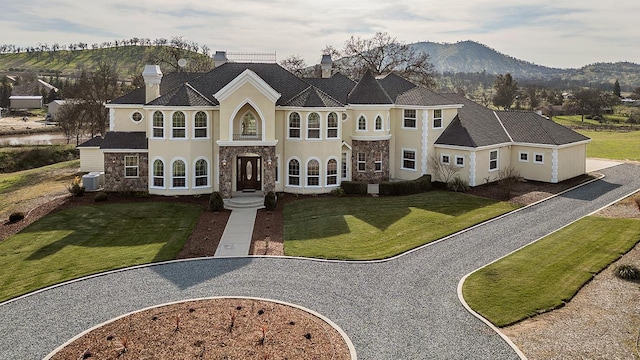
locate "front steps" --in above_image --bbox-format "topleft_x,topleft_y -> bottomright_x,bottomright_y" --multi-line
224,192 -> 265,210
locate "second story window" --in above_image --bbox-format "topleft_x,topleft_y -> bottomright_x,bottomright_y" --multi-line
289,112 -> 300,138
327,112 -> 338,138
375,115 -> 383,130
403,109 -> 416,128
357,115 -> 367,131
242,112 -> 257,136
307,112 -> 320,139
194,111 -> 208,138
152,111 -> 164,138
433,109 -> 443,129
172,111 -> 186,138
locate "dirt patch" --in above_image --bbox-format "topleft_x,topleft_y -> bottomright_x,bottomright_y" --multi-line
48,298 -> 352,360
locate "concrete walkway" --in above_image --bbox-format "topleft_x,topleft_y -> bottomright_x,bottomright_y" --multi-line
586,158 -> 623,172
213,208 -> 257,257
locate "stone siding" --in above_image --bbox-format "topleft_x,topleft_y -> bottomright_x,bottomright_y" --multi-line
104,152 -> 149,192
351,140 -> 390,183
219,146 -> 276,198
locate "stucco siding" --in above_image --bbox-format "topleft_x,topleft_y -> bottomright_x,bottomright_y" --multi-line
557,143 -> 587,182
511,146 -> 554,182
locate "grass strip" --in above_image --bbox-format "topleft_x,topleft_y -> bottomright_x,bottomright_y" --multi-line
462,216 -> 640,327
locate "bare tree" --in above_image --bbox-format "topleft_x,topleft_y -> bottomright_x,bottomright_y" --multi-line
279,54 -> 307,77
429,153 -> 461,183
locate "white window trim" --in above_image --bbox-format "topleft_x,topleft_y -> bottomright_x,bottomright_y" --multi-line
455,155 -> 465,167
374,114 -> 384,132
150,157 -> 166,189
124,155 -> 139,178
489,150 -> 499,172
374,152 -> 383,173
326,156 -> 340,187
192,111 -> 210,139
327,112 -> 339,139
433,109 -> 443,129
356,114 -> 367,132
170,111 -> 187,140
170,157 -> 188,189
341,151 -> 350,180
151,111 -> 165,139
518,151 -> 529,162
441,154 -> 450,165
130,111 -> 143,124
275,154 -> 281,184
534,152 -> 544,164
306,157 -> 322,188
306,112 -> 322,140
286,156 -> 302,187
401,148 -> 417,171
402,109 -> 417,129
357,152 -> 366,172
193,157 -> 211,189
287,111 -> 301,140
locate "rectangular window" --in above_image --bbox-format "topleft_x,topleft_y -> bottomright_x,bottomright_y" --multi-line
402,149 -> 416,170
534,153 -> 544,164
441,154 -> 450,164
341,152 -> 348,179
357,153 -> 366,172
489,150 -> 498,171
288,160 -> 300,186
375,152 -> 382,172
327,160 -> 338,185
275,155 -> 280,183
403,109 -> 416,128
455,156 -> 464,167
519,152 -> 529,162
327,114 -> 339,138
433,109 -> 443,129
124,156 -> 138,177
194,115 -> 207,138
153,117 -> 164,138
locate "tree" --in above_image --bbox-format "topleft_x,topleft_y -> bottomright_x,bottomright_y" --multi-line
145,36 -> 213,73
279,54 -> 307,77
613,79 -> 621,98
492,73 -> 519,110
0,76 -> 11,109
523,85 -> 541,110
568,88 -> 619,121
337,32 -> 436,88
631,87 -> 640,100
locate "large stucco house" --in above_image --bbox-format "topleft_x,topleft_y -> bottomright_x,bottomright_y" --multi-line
78,53 -> 590,198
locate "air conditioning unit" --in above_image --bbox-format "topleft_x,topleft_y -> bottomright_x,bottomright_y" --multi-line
82,173 -> 101,192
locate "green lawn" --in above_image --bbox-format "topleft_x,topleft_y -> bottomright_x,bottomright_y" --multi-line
462,216 -> 640,327
581,130 -> 640,161
0,202 -> 202,302
553,115 -> 630,128
284,191 -> 518,260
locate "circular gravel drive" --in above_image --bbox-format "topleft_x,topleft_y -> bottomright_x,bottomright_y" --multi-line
1,164 -> 639,360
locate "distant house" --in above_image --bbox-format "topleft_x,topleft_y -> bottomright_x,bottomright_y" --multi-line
48,99 -> 68,120
78,54 -> 590,196
9,96 -> 43,110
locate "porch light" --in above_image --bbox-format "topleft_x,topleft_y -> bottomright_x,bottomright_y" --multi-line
222,158 -> 227,167
266,157 -> 272,167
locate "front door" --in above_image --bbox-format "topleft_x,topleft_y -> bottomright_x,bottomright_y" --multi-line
237,156 -> 261,191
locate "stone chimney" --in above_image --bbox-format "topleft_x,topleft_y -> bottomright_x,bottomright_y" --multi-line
320,54 -> 333,78
213,51 -> 228,68
142,65 -> 163,103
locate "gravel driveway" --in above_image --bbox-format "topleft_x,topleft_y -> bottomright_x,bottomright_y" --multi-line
1,164 -> 639,360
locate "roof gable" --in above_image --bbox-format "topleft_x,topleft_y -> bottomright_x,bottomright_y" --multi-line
347,70 -> 393,105
214,69 -> 281,104
377,73 -> 416,102
283,86 -> 344,107
303,72 -> 355,104
149,83 -> 214,106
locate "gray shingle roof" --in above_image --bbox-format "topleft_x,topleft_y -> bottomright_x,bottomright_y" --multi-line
497,111 -> 590,145
396,88 -> 461,107
283,86 -> 344,107
77,135 -> 103,148
303,73 -> 355,105
377,73 -> 416,102
100,132 -> 147,150
110,72 -> 204,105
347,70 -> 393,104
148,83 -> 214,106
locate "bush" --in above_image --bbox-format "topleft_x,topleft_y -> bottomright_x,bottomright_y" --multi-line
94,192 -> 108,202
209,192 -> 224,211
330,187 -> 345,197
379,175 -> 432,196
67,176 -> 85,197
614,264 -> 640,280
264,191 -> 277,211
9,212 -> 25,223
340,181 -> 368,195
447,177 -> 470,192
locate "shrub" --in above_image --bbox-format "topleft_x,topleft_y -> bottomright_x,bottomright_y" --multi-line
330,187 -> 345,197
379,175 -> 432,196
340,181 -> 367,195
67,176 -> 85,197
447,177 -> 470,192
9,212 -> 25,223
614,264 -> 640,280
497,166 -> 521,197
134,191 -> 150,198
94,192 -> 108,202
264,191 -> 277,210
209,192 -> 224,211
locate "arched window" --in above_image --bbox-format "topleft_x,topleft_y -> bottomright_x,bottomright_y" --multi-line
307,159 -> 320,186
194,111 -> 208,138
172,111 -> 186,138
327,159 -> 338,185
307,113 -> 320,139
289,112 -> 300,138
358,115 -> 366,131
288,159 -> 300,186
242,112 -> 257,136
194,159 -> 208,187
375,115 -> 383,130
153,159 -> 164,187
172,160 -> 186,188
152,111 -> 164,138
327,112 -> 338,138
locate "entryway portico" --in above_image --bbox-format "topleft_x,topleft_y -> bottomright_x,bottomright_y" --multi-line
218,145 -> 276,198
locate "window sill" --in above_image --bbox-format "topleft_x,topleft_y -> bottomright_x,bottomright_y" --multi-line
400,167 -> 417,171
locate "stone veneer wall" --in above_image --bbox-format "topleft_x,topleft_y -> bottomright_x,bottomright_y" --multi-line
351,140 -> 390,183
219,146 -> 276,198
104,152 -> 149,192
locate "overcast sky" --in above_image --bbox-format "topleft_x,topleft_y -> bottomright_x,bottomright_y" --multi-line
2,0 -> 639,69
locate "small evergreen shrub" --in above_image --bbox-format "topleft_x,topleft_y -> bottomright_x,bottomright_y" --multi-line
340,181 -> 368,195
264,191 -> 277,211
94,192 -> 108,202
330,187 -> 345,197
379,175 -> 432,196
209,192 -> 224,211
9,212 -> 25,223
447,177 -> 470,192
134,191 -> 150,198
614,264 -> 640,280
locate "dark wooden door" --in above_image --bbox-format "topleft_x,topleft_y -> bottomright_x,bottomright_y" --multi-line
237,156 -> 261,191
